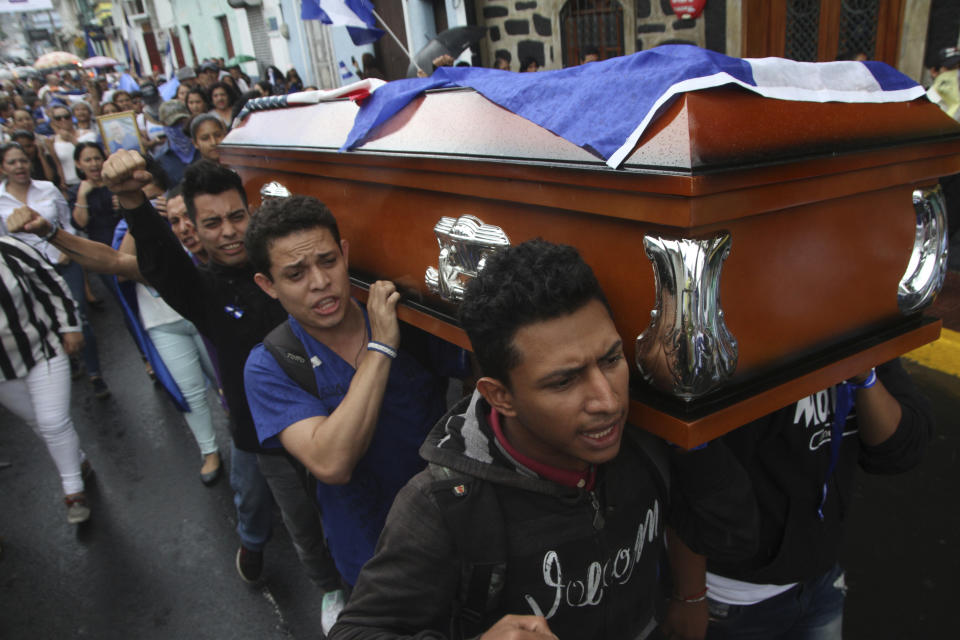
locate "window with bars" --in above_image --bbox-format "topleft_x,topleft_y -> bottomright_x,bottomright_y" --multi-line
784,0 -> 821,62
560,0 -> 624,67
837,0 -> 878,59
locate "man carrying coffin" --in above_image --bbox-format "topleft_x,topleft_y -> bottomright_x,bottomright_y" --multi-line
329,240 -> 757,640
241,195 -> 470,626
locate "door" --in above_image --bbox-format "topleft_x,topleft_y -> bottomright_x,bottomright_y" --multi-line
141,24 -> 163,75
170,29 -> 185,68
742,0 -> 904,65
373,0 -> 409,81
218,15 -> 236,59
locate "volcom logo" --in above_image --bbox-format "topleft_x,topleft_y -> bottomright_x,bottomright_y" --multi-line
524,500 -> 660,620
792,389 -> 857,451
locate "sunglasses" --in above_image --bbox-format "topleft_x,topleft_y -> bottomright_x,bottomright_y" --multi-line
52,114 -> 71,121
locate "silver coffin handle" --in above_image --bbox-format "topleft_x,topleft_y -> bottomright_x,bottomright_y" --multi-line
898,185 -> 949,315
635,232 -> 738,401
425,215 -> 511,303
260,181 -> 292,200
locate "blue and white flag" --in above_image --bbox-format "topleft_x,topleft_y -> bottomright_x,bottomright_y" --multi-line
301,0 -> 384,46
342,45 -> 926,168
118,72 -> 139,93
85,32 -> 97,57
158,77 -> 179,101
162,37 -> 176,80
339,61 -> 354,80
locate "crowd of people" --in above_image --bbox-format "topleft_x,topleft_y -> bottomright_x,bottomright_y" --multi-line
0,51 -> 940,640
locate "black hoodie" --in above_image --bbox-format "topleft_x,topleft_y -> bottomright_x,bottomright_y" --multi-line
707,359 -> 933,586
331,391 -> 757,640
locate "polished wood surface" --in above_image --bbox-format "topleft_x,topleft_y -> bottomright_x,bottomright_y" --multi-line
222,87 -> 959,443
632,319 -> 942,449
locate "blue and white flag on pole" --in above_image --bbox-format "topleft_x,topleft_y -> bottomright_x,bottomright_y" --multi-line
162,37 -> 176,80
342,45 -> 926,168
301,0 -> 384,46
339,61 -> 354,81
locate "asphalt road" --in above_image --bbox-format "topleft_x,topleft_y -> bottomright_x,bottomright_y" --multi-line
0,280 -> 956,639
0,282 -> 326,639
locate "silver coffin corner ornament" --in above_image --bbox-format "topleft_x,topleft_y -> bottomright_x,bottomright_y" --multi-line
425,215 -> 511,303
636,232 -> 738,401
898,185 -> 949,315
260,181 -> 292,200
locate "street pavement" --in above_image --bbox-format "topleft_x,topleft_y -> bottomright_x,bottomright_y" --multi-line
1,275 -> 957,639
0,280 -> 326,639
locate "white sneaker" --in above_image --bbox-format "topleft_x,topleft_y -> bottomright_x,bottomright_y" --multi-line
64,493 -> 90,524
321,589 -> 345,636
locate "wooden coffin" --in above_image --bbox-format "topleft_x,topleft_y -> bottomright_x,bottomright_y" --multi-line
220,86 -> 960,447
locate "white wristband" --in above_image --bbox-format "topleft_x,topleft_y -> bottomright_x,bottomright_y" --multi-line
367,341 -> 397,359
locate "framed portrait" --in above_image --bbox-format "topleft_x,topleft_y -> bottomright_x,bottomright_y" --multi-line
97,111 -> 144,155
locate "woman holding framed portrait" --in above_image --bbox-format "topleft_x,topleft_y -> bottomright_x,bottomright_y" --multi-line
97,110 -> 144,156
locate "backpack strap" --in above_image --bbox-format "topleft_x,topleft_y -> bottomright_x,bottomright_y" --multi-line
428,463 -> 507,640
262,319 -> 320,502
263,319 -> 319,396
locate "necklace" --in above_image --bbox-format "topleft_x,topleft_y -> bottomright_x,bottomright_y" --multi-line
353,321 -> 367,368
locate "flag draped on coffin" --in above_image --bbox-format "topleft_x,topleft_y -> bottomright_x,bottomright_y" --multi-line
301,0 -> 384,45
341,44 -> 926,169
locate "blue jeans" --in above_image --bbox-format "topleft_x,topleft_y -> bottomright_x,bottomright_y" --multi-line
230,445 -> 275,552
55,261 -> 102,378
706,565 -> 846,640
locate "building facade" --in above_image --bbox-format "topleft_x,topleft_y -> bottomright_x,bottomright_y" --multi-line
5,1 -> 955,89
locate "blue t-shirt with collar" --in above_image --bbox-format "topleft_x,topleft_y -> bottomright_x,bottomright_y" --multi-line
244,309 -> 468,585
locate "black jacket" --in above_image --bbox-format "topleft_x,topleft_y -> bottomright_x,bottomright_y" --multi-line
123,200 -> 287,453
330,391 -> 757,640
707,359 -> 933,585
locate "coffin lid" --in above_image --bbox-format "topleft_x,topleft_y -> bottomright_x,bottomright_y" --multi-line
223,85 -> 960,178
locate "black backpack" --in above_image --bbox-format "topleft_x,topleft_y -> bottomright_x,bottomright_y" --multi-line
263,319 -> 672,638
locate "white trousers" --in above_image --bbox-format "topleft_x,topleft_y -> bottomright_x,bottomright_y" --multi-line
0,354 -> 85,495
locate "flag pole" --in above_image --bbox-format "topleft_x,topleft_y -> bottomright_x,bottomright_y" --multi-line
369,8 -> 423,74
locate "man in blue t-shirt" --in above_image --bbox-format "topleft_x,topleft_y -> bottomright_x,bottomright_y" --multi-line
243,195 -> 468,598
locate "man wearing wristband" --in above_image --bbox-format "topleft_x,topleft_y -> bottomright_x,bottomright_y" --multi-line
100,150 -> 341,591
698,360 -> 933,639
328,240 -> 756,640
242,195 -> 470,619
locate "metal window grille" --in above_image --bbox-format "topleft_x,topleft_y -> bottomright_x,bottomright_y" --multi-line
560,0 -> 624,67
837,0 -> 879,59
785,0 -> 821,62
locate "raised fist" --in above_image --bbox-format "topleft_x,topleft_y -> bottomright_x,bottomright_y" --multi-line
102,149 -> 151,209
6,205 -> 49,235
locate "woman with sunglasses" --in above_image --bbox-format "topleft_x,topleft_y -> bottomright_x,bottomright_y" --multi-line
71,101 -> 96,138
50,104 -> 97,188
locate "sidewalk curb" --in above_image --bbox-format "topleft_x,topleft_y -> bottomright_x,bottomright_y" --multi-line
903,328 -> 960,378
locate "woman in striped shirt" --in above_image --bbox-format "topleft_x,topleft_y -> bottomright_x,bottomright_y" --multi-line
0,235 -> 92,524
